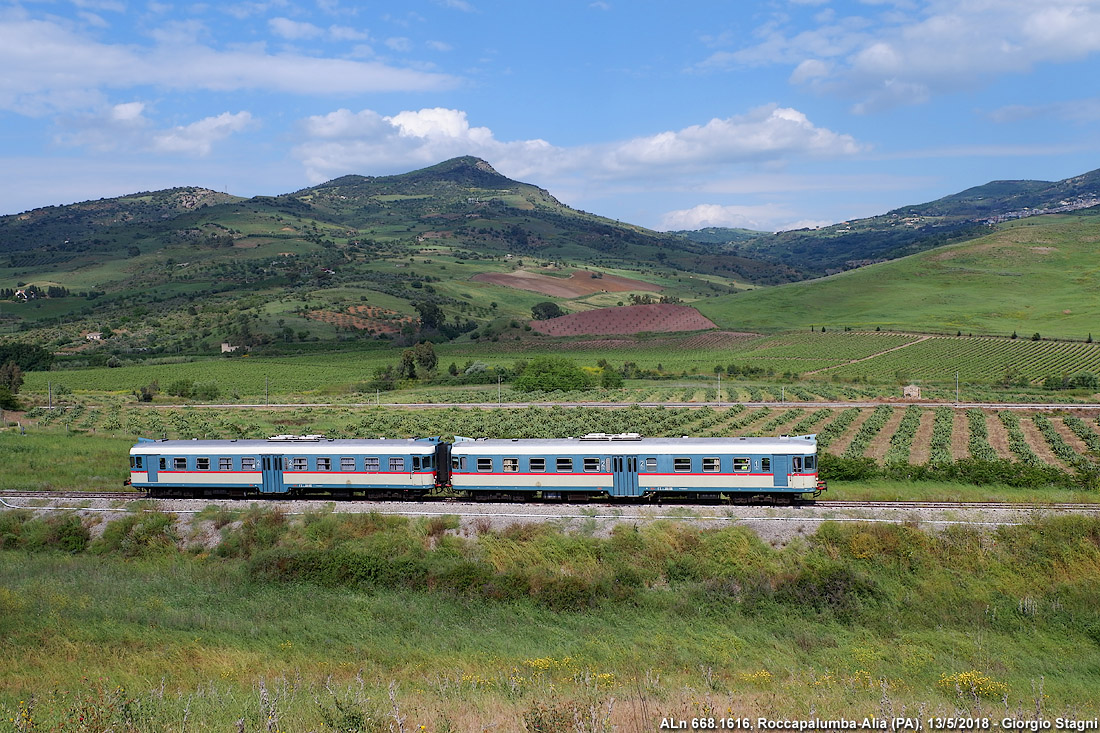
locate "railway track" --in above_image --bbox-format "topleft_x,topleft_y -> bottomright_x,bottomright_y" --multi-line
2,490 -> 1099,512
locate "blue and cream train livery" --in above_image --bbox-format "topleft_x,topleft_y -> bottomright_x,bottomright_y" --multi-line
128,435 -> 445,499
450,433 -> 821,501
128,433 -> 824,501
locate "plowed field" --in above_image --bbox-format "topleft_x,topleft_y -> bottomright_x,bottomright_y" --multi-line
472,269 -> 660,297
530,303 -> 717,336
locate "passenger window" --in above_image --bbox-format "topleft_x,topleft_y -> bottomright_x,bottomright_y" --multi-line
363,457 -> 379,471
733,458 -> 750,472
760,457 -> 771,472
583,457 -> 600,472
530,457 -> 546,472
242,457 -> 257,471
290,457 -> 307,471
389,457 -> 405,472
556,457 -> 573,472
644,457 -> 657,471
196,457 -> 210,470
503,458 -> 519,472
218,457 -> 232,470
673,457 -> 691,472
477,458 -> 493,472
317,457 -> 331,471
173,457 -> 187,470
160,458 -> 167,471
702,457 -> 720,472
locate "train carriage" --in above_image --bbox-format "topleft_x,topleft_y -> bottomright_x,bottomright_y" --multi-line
129,435 -> 445,499
449,433 -> 823,502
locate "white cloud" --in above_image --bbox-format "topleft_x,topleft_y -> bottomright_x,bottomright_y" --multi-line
269,17 -> 324,40
712,0 -> 1100,111
0,11 -> 459,116
990,98 -> 1100,124
292,105 -> 865,193
658,203 -> 829,232
329,25 -> 370,41
385,36 -> 411,52
437,0 -> 475,11
153,112 -> 254,156
426,40 -> 452,52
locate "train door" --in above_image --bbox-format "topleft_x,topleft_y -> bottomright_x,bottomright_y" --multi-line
260,455 -> 284,493
611,455 -> 639,497
771,455 -> 790,488
145,456 -> 158,482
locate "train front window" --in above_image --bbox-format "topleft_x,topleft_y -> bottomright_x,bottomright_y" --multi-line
792,457 -> 803,472
805,455 -> 816,470
732,458 -> 750,473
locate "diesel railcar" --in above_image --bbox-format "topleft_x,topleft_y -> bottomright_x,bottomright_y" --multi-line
128,435 -> 446,499
449,433 -> 823,502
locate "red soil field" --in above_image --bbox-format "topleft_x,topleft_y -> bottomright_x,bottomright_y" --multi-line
530,304 -> 717,336
472,269 -> 661,298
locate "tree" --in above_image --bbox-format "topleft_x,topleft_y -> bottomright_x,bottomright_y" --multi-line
415,302 -> 444,331
513,357 -> 593,392
412,341 -> 437,374
0,361 -> 23,394
531,302 -> 564,320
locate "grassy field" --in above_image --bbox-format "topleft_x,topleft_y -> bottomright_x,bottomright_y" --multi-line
698,213 -> 1100,339
1,510 -> 1098,730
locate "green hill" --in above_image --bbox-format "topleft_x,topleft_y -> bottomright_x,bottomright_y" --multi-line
696,210 -> 1100,340
732,168 -> 1100,277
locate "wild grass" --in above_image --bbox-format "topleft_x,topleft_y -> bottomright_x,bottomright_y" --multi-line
1,510 -> 1099,730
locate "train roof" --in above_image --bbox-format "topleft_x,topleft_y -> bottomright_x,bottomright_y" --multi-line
450,434 -> 817,455
130,437 -> 440,456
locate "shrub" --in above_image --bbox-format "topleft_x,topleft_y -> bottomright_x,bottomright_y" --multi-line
92,512 -> 178,557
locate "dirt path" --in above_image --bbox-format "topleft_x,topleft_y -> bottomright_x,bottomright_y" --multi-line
827,408 -> 872,456
805,335 -> 930,376
1020,416 -> 1072,473
951,410 -> 970,460
985,411 -> 1016,461
909,409 -> 935,464
867,407 -> 904,460
1052,417 -> 1091,455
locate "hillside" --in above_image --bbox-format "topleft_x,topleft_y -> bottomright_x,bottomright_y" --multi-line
0,157 -> 796,358
726,167 -> 1100,277
696,209 -> 1100,339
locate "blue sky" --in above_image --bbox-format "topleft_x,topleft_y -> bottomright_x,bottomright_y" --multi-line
2,0 -> 1099,232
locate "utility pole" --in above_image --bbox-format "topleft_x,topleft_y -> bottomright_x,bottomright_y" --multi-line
717,373 -> 721,407
956,371 -> 960,405
265,376 -> 269,405
498,375 -> 502,407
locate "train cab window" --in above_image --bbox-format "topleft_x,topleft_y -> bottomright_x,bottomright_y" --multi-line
173,457 -> 187,471
476,458 -> 494,472
289,457 -> 307,471
317,457 -> 331,471
733,457 -> 750,473
363,457 -> 379,471
242,457 -> 257,471
452,457 -> 467,471
805,455 -> 816,470
132,456 -> 144,469
644,457 -> 657,472
412,457 -> 422,471
792,456 -> 803,472
673,457 -> 692,472
422,456 -> 432,469
583,457 -> 601,472
556,457 -> 573,472
503,458 -> 519,472
160,458 -> 167,471
530,457 -> 546,472
196,457 -> 210,470
702,457 -> 721,473
760,457 -> 771,472
390,457 -> 405,472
